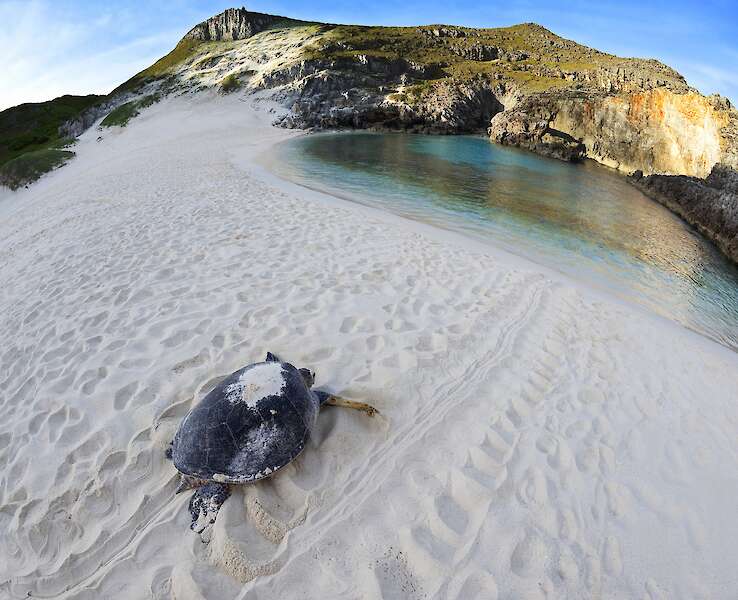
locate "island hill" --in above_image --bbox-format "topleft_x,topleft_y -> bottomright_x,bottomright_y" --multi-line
2,7 -> 737,261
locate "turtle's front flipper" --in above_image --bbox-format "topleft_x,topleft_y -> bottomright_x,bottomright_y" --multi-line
315,391 -> 378,417
189,482 -> 231,535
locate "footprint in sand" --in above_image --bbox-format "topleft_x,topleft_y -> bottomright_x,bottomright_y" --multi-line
373,548 -> 425,600
114,381 -> 139,411
510,530 -> 549,577
433,493 -> 469,536
448,570 -> 499,600
81,366 -> 108,395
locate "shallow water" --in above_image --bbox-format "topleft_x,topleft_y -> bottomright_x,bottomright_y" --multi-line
270,132 -> 738,351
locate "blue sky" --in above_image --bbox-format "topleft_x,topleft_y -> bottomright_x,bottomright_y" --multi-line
1,0 -> 736,111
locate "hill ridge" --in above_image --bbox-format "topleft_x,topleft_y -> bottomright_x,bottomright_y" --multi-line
2,7 -> 737,192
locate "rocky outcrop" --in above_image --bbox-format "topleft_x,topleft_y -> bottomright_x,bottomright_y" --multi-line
58,99 -> 119,137
10,7 -> 738,263
554,90 -> 735,177
489,94 -> 586,162
183,7 -> 287,42
451,43 -> 500,62
706,161 -> 738,193
408,79 -> 505,132
490,89 -> 735,177
536,61 -> 689,95
420,27 -> 469,39
630,164 -> 738,262
269,56 -> 504,133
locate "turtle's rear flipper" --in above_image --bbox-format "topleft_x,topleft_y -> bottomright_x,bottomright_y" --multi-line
265,352 -> 282,362
189,482 -> 231,535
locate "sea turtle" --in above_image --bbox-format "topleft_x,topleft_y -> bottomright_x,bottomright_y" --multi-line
170,352 -> 377,534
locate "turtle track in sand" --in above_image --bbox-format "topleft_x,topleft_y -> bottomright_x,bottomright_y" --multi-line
1,95 -> 737,599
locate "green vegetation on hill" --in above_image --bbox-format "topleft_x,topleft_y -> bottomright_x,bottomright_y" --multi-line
101,94 -> 160,127
111,39 -> 203,95
0,94 -> 102,168
0,91 -> 160,189
0,148 -> 75,190
220,74 -> 241,93
301,22 -> 685,96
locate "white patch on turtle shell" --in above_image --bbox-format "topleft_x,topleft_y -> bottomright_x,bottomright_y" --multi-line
227,420 -> 283,480
224,362 -> 286,407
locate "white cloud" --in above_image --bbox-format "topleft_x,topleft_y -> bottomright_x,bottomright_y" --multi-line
673,61 -> 738,105
0,0 -> 184,110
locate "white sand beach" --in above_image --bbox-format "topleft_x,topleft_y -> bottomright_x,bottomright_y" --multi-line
1,93 -> 737,599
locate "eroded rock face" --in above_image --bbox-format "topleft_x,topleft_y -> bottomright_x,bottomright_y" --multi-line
183,8 -> 284,42
553,89 -> 732,177
706,162 -> 738,194
489,89 -> 736,177
44,9 -> 738,264
630,164 -> 738,263
450,43 -> 500,62
58,100 -> 118,138
270,56 -> 505,133
488,94 -> 586,162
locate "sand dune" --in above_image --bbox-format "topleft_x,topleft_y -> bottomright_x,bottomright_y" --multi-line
1,92 -> 737,599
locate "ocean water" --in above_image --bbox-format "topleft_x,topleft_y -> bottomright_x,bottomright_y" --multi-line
270,132 -> 738,351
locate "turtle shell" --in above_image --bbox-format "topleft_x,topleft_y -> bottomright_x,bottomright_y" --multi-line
172,360 -> 319,483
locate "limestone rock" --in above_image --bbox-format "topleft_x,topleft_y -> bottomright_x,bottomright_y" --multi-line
630,164 -> 738,263
183,8 -> 285,42
488,100 -> 586,162
486,89 -> 734,177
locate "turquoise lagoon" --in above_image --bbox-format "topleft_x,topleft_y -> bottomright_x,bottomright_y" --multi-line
271,132 -> 738,351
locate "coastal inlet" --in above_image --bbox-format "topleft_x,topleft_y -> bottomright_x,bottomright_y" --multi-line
270,132 -> 738,351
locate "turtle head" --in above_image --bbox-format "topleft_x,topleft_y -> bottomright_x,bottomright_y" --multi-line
299,368 -> 315,388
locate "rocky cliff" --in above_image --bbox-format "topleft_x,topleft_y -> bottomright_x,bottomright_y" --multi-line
182,7 -> 294,42
489,89 -> 735,177
115,8 -> 736,179
631,165 -> 738,263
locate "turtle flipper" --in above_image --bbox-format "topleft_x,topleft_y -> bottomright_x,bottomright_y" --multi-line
175,473 -> 206,494
265,352 -> 282,362
316,391 -> 379,417
189,482 -> 231,534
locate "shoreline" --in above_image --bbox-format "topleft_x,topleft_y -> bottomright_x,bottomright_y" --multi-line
253,128 -> 738,358
1,92 -> 738,599
630,168 -> 738,266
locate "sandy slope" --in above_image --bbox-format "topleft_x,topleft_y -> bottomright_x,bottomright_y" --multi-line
0,92 -> 737,600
